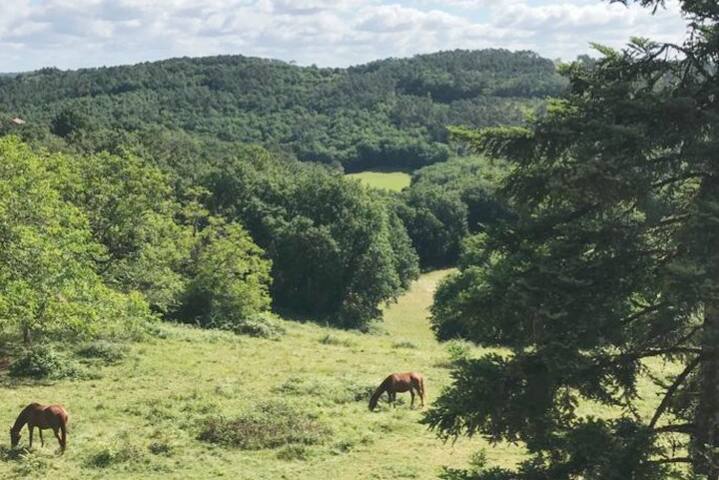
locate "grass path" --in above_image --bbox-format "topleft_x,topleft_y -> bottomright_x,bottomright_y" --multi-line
0,270 -> 526,479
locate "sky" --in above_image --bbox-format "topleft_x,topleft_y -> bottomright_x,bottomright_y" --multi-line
0,0 -> 689,72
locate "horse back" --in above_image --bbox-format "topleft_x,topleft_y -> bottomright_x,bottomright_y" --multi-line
29,404 -> 68,428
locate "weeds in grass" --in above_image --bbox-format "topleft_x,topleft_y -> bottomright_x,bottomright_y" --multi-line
273,376 -> 374,405
148,440 -> 174,456
84,440 -> 146,469
392,340 -> 418,349
319,335 -> 354,347
76,340 -> 128,364
197,400 -> 330,449
276,444 -> 312,461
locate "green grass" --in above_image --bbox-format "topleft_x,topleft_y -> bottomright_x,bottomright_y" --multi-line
346,171 -> 412,191
0,270 -> 677,479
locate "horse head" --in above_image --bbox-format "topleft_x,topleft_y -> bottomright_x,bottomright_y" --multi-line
10,427 -> 20,448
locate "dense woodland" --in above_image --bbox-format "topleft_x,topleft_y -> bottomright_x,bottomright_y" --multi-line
0,48 -> 538,340
0,49 -> 563,171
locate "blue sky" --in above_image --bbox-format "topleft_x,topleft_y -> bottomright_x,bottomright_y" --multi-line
1,0 -> 688,72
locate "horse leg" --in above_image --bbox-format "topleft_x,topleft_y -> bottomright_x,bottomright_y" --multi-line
29,426 -> 33,448
39,428 -> 44,447
410,389 -> 415,408
53,428 -> 63,453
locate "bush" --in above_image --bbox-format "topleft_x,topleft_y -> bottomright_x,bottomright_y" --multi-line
8,347 -> 84,380
148,441 -> 173,456
197,401 -> 330,449
76,340 -> 127,364
446,339 -> 473,363
230,312 -> 285,339
85,442 -> 145,469
276,444 -> 312,461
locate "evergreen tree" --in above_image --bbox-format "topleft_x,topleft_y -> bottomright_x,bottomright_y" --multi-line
425,2 -> 719,478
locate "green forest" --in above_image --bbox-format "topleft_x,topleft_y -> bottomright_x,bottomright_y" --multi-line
2,0 -> 719,479
0,49 -> 563,171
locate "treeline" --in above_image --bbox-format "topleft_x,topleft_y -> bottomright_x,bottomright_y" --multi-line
0,49 -> 564,171
0,136 -> 419,345
392,154 -> 511,269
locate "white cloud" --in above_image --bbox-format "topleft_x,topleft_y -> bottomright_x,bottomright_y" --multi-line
0,0 -> 689,72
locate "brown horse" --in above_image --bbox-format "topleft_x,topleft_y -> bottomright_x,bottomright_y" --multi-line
10,403 -> 69,453
369,372 -> 425,411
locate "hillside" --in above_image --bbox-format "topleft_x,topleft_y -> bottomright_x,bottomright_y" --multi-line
0,270 -> 680,479
0,49 -> 564,171
0,271 -> 518,479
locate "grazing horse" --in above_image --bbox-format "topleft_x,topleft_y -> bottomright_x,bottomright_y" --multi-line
369,372 -> 425,411
10,403 -> 69,453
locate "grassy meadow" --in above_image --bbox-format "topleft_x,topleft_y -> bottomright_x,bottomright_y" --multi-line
346,171 -> 412,192
0,270 -> 522,479
0,270 -> 680,479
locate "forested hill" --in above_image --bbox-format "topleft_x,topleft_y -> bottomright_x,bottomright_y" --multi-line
0,49 -> 564,171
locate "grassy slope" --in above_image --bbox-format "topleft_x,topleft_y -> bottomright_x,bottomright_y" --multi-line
0,270 -> 679,479
0,270 -> 522,479
346,171 -> 412,192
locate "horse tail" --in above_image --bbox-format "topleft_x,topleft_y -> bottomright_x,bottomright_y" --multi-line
369,376 -> 391,411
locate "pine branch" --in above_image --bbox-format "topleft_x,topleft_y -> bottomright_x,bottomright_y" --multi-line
649,457 -> 693,465
621,302 -> 671,326
649,355 -> 701,429
654,423 -> 695,434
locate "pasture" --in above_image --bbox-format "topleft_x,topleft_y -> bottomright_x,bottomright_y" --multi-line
346,171 -> 412,192
0,271 -> 521,479
0,270 -> 677,479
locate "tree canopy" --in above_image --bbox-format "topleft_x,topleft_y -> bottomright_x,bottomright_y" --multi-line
0,49 -> 564,171
425,2 -> 719,479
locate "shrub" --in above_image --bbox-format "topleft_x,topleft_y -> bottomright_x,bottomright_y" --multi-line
276,444 -> 311,461
230,312 -> 285,339
76,340 -> 127,364
8,346 -> 83,380
85,442 -> 145,469
148,441 -> 173,456
197,401 -> 330,449
446,339 -> 472,363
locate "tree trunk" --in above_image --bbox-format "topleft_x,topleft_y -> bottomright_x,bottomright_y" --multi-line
22,324 -> 32,346
691,173 -> 719,478
694,302 -> 719,478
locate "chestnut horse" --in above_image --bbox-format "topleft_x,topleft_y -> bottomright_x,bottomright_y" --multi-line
10,403 -> 69,453
369,372 -> 425,411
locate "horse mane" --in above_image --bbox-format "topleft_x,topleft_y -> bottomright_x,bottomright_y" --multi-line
11,403 -> 40,432
369,376 -> 391,411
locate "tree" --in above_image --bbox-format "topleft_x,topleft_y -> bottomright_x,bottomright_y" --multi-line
178,219 -> 272,329
0,137 -> 152,343
425,2 -> 719,479
47,151 -> 193,314
204,147 -> 418,328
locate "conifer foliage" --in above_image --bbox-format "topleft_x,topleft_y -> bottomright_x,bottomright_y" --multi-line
426,2 -> 719,478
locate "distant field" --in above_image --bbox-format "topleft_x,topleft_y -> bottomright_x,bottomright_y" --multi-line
0,270 -> 676,479
347,171 -> 412,192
